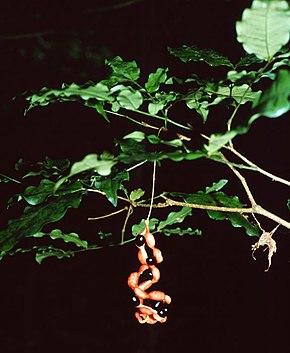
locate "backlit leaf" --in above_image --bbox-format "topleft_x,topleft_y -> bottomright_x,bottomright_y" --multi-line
145,68 -> 168,93
236,0 -> 290,60
205,179 -> 228,194
129,188 -> 145,202
117,89 -> 143,110
56,154 -> 116,190
132,218 -> 159,236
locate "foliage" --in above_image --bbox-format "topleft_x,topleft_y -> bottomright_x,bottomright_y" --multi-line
1,0 -> 290,268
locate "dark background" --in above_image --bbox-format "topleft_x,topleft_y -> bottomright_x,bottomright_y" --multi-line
1,1 -> 290,352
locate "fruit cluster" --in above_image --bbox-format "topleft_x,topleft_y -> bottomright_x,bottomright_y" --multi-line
127,224 -> 171,324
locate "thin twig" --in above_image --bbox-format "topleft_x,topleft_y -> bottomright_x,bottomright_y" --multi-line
220,153 -> 257,206
160,194 -> 253,213
104,110 -> 160,130
225,146 -> 290,187
88,207 -> 128,220
121,205 -> 133,244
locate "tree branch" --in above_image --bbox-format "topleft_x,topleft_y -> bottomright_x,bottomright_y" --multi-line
225,146 -> 290,187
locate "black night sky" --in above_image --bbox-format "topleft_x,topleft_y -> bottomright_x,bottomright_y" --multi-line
0,1 -> 290,352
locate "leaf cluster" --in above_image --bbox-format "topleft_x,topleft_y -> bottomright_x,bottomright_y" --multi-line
1,0 -> 290,265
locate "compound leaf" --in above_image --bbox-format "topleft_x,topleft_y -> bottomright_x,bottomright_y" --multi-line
32,229 -> 88,249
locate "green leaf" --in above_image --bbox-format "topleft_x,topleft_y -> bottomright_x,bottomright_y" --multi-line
95,101 -> 110,122
94,171 -> 129,207
0,191 -> 85,255
145,68 -> 168,93
147,134 -> 183,147
206,84 -> 262,104
23,179 -> 55,205
205,179 -> 228,194
184,191 -> 259,236
32,229 -> 88,249
207,210 -> 259,236
235,54 -> 264,67
251,69 -> 290,120
158,207 -> 192,230
35,247 -> 74,264
117,89 -> 143,110
105,56 -> 140,82
168,45 -> 233,67
56,154 -> 116,190
204,131 -> 238,154
26,82 -> 112,113
129,188 -> 145,202
236,0 -> 290,60
132,218 -> 159,236
123,131 -> 145,142
148,102 -> 164,115
162,227 -> 202,236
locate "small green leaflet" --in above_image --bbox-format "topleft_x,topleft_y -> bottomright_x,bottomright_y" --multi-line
105,56 -> 140,82
94,171 -> 129,207
129,188 -> 145,202
207,210 -> 259,236
117,89 -> 143,110
236,0 -> 290,60
168,45 -> 233,67
148,102 -> 164,115
123,131 -> 145,142
205,179 -> 228,194
145,68 -> 168,93
35,247 -> 74,264
132,218 -> 159,236
31,229 -> 88,249
158,207 -> 192,230
26,82 -> 112,113
55,154 -> 116,190
204,131 -> 238,154
206,84 -> 261,105
162,227 -> 202,236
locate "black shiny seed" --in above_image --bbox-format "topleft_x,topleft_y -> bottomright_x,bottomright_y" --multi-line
158,308 -> 168,318
154,302 -> 168,317
138,269 -> 153,285
135,235 -> 145,247
132,296 -> 140,306
146,257 -> 156,265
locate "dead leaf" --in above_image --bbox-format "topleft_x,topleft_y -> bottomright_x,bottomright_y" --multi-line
252,231 -> 277,272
